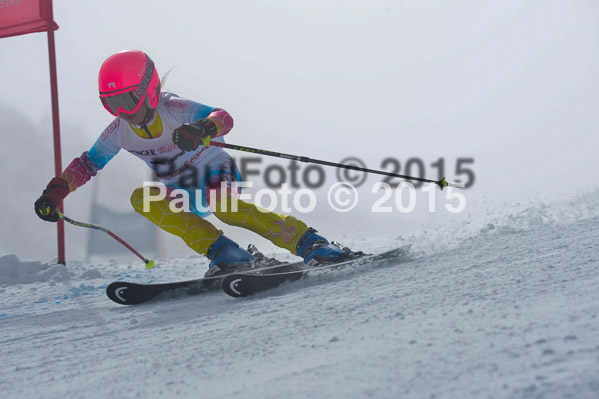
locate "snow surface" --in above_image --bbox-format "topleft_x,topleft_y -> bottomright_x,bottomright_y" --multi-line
1,191 -> 599,399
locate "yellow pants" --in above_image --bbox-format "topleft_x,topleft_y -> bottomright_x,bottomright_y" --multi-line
130,187 -> 310,256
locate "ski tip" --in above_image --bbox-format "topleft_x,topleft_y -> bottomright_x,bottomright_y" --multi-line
106,282 -> 131,305
222,274 -> 247,298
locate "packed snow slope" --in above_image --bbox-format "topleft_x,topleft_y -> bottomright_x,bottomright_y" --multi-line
1,191 -> 599,399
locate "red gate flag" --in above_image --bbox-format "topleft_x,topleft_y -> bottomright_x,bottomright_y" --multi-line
0,0 -> 58,39
0,0 -> 64,263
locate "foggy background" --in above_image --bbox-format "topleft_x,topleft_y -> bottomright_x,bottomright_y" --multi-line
1,0 -> 598,262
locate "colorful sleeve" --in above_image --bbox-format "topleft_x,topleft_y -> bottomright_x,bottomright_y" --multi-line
164,92 -> 214,121
60,151 -> 101,192
163,92 -> 233,136
206,108 -> 234,138
60,120 -> 122,192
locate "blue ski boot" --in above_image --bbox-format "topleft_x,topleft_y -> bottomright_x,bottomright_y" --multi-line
204,234 -> 255,277
296,228 -> 348,265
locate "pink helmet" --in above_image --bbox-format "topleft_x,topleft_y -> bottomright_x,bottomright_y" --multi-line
98,50 -> 161,116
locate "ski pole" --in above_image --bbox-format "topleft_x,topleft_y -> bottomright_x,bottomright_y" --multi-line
209,141 -> 465,190
56,210 -> 155,269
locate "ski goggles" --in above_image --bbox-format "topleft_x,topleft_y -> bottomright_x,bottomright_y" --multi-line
100,88 -> 145,116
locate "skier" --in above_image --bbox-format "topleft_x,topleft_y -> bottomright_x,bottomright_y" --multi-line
34,50 -> 348,276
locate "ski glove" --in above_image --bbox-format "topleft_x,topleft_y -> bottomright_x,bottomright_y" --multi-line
34,177 -> 70,222
172,119 -> 218,152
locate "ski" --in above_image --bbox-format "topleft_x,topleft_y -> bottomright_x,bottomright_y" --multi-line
106,259 -> 309,305
106,277 -> 218,305
221,245 -> 411,298
105,245 -> 308,305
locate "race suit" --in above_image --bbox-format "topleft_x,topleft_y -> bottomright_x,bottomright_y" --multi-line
59,92 -> 308,256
